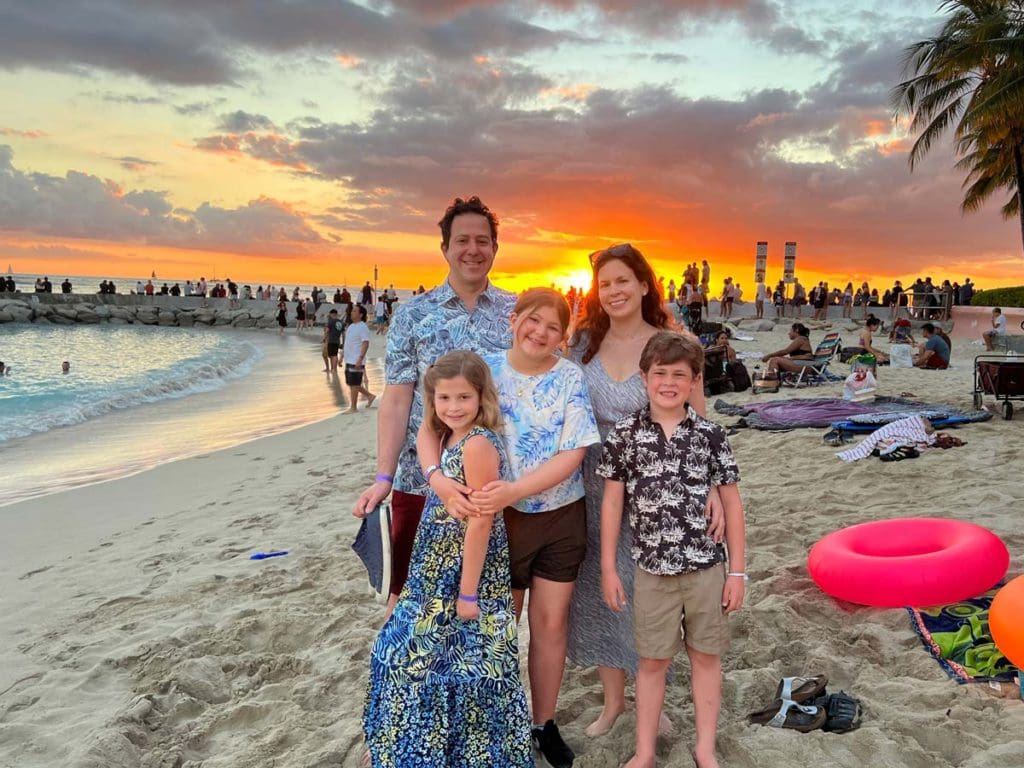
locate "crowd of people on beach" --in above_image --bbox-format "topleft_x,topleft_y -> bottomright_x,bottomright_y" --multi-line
352,197 -> 746,768
748,275 -> 976,322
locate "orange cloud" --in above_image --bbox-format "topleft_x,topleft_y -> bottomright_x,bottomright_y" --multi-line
540,84 -> 597,102
863,118 -> 890,137
335,53 -> 362,69
0,127 -> 47,139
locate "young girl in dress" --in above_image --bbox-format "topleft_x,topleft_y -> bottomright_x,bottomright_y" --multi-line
363,351 -> 531,768
419,288 -> 601,768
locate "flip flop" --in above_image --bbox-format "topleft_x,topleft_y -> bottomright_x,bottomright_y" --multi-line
747,698 -> 827,732
775,675 -> 828,703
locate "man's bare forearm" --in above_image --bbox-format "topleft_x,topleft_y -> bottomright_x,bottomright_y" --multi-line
376,384 -> 414,475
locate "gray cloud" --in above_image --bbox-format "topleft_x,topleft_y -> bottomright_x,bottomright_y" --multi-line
92,91 -> 164,105
216,111 -> 278,133
174,98 -> 229,116
0,145 -> 329,256
0,2 -> 243,85
0,1 -> 570,86
116,156 -> 160,172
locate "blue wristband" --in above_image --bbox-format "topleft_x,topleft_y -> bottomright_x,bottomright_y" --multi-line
375,473 -> 393,484
458,593 -> 478,603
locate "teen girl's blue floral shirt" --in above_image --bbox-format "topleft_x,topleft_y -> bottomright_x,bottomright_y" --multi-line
484,352 -> 600,513
386,280 -> 517,494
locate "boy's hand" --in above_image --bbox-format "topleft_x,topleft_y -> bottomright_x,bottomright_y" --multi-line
470,480 -> 516,516
705,491 -> 725,543
457,598 -> 480,621
722,575 -> 746,613
602,571 -> 627,612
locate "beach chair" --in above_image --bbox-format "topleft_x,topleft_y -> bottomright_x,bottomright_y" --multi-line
790,332 -> 841,388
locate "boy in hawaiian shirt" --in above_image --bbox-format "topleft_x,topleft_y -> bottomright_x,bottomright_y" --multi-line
599,331 -> 746,768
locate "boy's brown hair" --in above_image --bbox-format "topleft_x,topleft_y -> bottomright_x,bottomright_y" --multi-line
639,331 -> 704,376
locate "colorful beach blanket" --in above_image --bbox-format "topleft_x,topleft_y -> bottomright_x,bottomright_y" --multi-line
714,397 -> 991,431
907,587 -> 1018,684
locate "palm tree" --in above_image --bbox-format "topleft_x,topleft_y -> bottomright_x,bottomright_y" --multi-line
892,0 -> 1024,252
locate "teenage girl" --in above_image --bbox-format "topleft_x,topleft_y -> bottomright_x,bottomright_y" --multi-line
419,287 -> 600,768
363,351 -> 531,767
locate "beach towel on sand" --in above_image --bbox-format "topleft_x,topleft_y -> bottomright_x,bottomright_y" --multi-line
714,397 -> 989,430
907,586 -> 1018,684
836,416 -> 935,462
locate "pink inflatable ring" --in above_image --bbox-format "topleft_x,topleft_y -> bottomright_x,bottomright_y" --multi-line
808,517 -> 1008,608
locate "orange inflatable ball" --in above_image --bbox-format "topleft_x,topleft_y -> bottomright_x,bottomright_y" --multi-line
990,575 -> 1024,670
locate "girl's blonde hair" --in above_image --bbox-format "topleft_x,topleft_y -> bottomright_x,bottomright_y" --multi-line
422,351 -> 503,438
514,287 -> 571,334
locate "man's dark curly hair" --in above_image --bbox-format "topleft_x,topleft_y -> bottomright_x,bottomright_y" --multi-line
438,196 -> 499,249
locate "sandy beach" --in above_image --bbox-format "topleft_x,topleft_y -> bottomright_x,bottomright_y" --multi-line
2,326 -> 1023,768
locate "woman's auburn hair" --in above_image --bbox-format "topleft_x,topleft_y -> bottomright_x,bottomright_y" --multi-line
572,244 -> 674,363
422,350 -> 503,439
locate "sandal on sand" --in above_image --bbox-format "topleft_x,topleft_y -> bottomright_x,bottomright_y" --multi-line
775,675 -> 828,703
879,446 -> 920,462
813,690 -> 862,733
748,698 -> 827,732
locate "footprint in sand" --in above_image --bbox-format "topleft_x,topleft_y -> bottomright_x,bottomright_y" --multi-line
19,565 -> 53,580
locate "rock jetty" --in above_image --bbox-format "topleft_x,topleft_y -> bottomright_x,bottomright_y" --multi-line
0,294 -> 311,330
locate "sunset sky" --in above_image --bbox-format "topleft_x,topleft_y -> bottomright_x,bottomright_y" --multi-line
1,0 -> 1021,295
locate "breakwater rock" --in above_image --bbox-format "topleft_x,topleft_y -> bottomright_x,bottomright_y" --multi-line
0,295 -> 318,330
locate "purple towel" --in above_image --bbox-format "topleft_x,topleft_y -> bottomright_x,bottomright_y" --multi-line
714,397 -> 952,430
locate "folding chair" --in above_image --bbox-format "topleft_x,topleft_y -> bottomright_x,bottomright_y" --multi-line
791,332 -> 841,387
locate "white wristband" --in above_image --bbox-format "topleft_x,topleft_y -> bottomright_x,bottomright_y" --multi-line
727,572 -> 749,580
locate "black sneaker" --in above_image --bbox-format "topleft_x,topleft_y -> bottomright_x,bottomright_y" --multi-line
531,720 -> 575,768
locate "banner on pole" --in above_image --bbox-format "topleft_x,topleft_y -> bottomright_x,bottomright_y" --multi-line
755,241 -> 767,284
783,241 -> 797,284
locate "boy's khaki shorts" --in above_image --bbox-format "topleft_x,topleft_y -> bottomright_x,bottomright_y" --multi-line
633,564 -> 730,659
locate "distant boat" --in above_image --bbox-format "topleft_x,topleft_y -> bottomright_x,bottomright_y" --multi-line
151,270 -> 157,279
6,264 -> 11,275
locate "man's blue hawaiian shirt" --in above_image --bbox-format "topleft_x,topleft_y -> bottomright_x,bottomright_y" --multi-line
386,279 -> 517,493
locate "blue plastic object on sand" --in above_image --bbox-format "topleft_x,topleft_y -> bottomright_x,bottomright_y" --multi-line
250,551 -> 289,560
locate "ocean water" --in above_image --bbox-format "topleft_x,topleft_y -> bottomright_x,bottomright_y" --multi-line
0,326 -> 384,506
0,325 -> 260,441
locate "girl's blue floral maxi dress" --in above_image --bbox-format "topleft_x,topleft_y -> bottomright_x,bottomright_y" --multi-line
363,426 -> 532,767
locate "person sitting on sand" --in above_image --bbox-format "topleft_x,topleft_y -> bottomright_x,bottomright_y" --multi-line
914,323 -> 950,369
843,316 -> 888,364
983,307 -> 1007,351
712,329 -> 737,362
762,323 -> 813,375
0,361 -> 8,376
61,361 -> 70,374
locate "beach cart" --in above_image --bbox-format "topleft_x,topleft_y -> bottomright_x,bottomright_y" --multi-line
973,354 -> 1024,420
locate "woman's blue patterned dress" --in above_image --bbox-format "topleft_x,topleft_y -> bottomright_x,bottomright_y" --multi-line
363,426 -> 533,767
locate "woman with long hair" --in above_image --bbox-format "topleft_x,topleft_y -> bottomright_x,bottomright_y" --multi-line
566,243 -> 722,738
